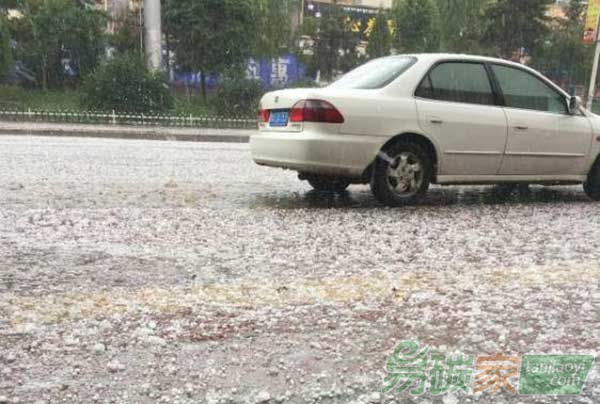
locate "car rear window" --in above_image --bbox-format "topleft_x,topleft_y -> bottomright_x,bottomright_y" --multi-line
328,56 -> 417,90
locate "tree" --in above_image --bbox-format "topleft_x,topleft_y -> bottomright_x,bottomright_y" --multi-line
164,0 -> 258,100
109,10 -> 142,55
10,0 -> 106,89
253,0 -> 298,86
0,0 -> 19,13
254,0 -> 296,58
81,52 -> 173,113
366,9 -> 393,59
392,0 -> 440,52
435,0 -> 494,53
0,15 -> 12,82
301,16 -> 319,38
214,77 -> 264,115
483,0 -> 553,59
532,0 -> 592,89
312,5 -> 361,81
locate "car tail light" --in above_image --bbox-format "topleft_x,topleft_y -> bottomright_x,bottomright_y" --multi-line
258,106 -> 270,123
289,100 -> 344,124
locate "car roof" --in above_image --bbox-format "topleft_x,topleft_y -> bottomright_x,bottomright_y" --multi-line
403,53 -> 562,83
378,53 -> 570,99
396,53 -> 524,67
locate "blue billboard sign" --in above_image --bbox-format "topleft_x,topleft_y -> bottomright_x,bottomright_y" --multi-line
171,54 -> 307,89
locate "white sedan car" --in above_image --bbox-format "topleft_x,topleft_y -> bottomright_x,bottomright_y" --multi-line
250,53 -> 600,206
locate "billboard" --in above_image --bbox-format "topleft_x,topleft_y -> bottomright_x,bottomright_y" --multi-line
172,54 -> 307,89
246,54 -> 307,88
584,0 -> 600,44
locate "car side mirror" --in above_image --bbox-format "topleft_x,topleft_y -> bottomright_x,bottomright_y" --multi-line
568,96 -> 582,115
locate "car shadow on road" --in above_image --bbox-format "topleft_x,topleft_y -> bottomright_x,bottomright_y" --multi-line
251,185 -> 592,210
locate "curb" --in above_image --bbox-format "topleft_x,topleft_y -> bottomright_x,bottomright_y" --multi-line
0,127 -> 252,143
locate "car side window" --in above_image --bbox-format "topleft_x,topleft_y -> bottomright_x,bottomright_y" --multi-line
491,64 -> 568,114
415,62 -> 495,106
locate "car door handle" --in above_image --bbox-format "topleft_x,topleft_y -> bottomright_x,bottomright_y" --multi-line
430,118 -> 443,125
514,125 -> 529,131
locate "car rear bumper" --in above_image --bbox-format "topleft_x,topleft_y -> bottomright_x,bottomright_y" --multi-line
250,130 -> 384,178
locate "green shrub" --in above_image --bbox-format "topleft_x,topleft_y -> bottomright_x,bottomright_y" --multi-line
0,16 -> 12,82
214,78 -> 264,116
0,85 -> 26,108
173,95 -> 218,116
81,53 -> 173,113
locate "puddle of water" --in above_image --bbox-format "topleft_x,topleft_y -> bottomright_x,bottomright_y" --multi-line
249,185 -> 590,210
250,189 -> 369,209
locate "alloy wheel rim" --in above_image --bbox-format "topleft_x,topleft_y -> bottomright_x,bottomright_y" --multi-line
386,152 -> 423,197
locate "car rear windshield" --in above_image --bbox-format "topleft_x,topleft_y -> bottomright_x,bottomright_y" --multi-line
328,56 -> 418,90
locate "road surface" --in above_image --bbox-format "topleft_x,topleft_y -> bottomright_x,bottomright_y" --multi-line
0,136 -> 598,404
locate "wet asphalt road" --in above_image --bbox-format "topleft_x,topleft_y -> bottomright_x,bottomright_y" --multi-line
0,135 -> 599,404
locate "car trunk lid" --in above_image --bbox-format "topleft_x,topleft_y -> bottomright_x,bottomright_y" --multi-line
259,88 -> 322,132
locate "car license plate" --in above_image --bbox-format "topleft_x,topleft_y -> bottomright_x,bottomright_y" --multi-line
269,110 -> 288,127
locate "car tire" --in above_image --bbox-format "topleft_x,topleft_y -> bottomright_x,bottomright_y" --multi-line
305,175 -> 350,192
584,159 -> 600,200
370,141 -> 432,206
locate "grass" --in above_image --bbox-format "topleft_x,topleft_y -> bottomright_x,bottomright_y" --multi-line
172,94 -> 219,116
0,85 -> 229,116
0,85 -> 81,111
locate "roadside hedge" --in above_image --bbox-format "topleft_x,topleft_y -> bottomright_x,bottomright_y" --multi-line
81,53 -> 173,113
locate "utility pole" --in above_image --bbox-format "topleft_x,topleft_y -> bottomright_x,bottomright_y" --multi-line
143,0 -> 162,72
139,3 -> 144,56
587,16 -> 600,111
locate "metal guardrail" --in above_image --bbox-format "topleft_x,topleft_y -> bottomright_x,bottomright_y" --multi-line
0,109 -> 257,129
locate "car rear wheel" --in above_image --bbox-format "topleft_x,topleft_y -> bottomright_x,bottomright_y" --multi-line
304,174 -> 350,192
370,141 -> 432,206
584,159 -> 600,200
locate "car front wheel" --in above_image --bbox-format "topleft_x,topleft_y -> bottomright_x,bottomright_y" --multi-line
370,142 -> 432,207
584,159 -> 600,200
